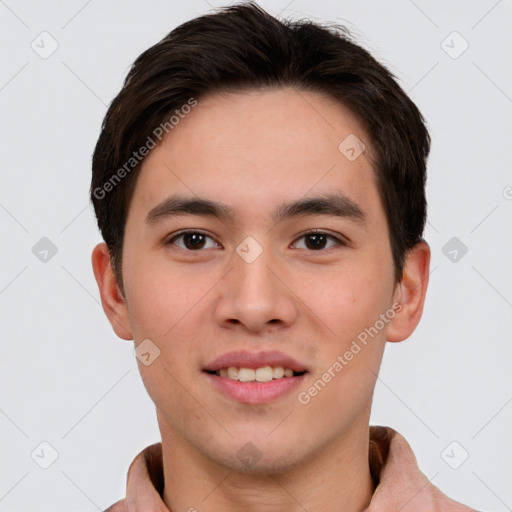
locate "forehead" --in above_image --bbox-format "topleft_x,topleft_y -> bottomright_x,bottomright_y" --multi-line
129,87 -> 381,226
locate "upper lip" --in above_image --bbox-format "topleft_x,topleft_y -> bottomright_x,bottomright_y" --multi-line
203,350 -> 308,373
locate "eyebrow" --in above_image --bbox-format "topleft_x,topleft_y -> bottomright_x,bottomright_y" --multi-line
145,192 -> 366,226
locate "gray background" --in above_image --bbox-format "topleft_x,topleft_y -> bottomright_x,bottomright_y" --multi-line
1,0 -> 511,510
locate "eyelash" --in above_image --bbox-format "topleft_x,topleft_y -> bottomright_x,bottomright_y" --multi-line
164,229 -> 347,252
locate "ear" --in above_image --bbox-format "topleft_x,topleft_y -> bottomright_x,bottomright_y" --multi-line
91,242 -> 133,340
386,241 -> 430,343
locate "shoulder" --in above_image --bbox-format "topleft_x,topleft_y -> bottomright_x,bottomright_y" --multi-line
367,426 -> 477,512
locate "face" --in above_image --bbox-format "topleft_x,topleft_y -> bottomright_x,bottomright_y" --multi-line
94,87 -> 428,474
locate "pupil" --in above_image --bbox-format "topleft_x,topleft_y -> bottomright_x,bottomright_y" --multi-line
185,233 -> 205,249
306,233 -> 325,250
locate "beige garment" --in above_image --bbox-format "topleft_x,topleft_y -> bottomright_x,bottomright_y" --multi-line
104,426 -> 476,512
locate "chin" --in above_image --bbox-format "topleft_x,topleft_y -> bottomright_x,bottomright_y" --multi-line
204,435 -> 310,476
222,451 -> 306,476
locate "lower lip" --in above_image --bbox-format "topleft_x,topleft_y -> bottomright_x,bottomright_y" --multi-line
203,372 -> 307,405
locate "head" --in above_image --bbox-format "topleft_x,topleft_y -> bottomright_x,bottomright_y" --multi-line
91,2 -> 430,474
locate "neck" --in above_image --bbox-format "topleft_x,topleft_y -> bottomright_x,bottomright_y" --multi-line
160,421 -> 375,512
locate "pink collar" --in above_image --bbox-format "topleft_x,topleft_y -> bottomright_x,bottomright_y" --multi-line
104,426 -> 475,512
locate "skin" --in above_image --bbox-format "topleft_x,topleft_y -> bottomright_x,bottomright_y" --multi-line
92,87 -> 430,512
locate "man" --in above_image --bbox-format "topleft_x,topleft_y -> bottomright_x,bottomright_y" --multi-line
91,2 -> 476,510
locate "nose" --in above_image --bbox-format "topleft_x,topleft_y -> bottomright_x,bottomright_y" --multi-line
213,242 -> 298,334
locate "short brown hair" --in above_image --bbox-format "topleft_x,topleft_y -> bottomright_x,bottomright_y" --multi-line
91,1 -> 430,290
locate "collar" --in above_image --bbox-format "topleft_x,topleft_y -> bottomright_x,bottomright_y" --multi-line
104,426 -> 475,512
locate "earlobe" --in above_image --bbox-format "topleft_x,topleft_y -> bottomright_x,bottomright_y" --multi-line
386,241 -> 431,343
91,242 -> 133,340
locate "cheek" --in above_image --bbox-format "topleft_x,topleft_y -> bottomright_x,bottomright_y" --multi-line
295,274 -> 389,427
126,271 -> 204,421
123,252 -> 207,341
298,263 -> 391,343
298,266 -> 391,394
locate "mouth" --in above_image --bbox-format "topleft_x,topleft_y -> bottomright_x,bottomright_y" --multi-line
204,366 -> 306,382
202,350 -> 309,404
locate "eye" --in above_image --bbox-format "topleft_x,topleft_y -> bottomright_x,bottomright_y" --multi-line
165,229 -> 347,252
165,230 -> 219,250
292,230 -> 346,251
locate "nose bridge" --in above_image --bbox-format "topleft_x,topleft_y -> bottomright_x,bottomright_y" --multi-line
236,241 -> 274,296
215,236 -> 297,331
234,237 -> 279,307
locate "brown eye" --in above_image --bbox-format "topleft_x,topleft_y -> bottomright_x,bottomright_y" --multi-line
293,231 -> 345,251
166,231 -> 218,250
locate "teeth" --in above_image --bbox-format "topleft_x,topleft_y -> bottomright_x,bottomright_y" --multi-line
272,366 -> 284,379
227,366 -> 239,380
255,366 -> 273,382
215,365 -> 300,382
238,368 -> 255,382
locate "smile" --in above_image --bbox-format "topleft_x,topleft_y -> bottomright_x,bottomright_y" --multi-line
209,365 -> 305,382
